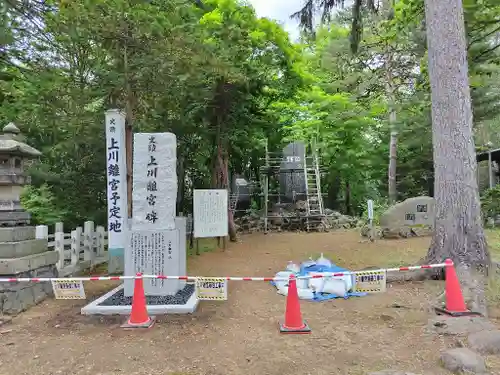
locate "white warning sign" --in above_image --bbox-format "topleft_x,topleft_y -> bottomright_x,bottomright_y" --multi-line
354,271 -> 387,293
196,277 -> 228,300
51,280 -> 86,299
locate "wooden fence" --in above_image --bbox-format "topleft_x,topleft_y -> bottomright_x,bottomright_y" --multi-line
35,217 -> 194,277
35,222 -> 108,277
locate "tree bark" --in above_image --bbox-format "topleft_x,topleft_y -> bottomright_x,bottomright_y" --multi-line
176,154 -> 185,214
344,180 -> 351,215
386,65 -> 398,204
210,80 -> 237,242
382,0 -> 398,205
424,0 -> 491,315
327,174 -> 341,210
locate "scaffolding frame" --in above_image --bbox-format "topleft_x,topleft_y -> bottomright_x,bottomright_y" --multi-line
259,138 -> 327,233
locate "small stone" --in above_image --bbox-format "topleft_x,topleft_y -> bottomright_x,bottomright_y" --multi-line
468,330 -> 500,354
380,314 -> 394,322
440,348 -> 486,374
390,303 -> 409,309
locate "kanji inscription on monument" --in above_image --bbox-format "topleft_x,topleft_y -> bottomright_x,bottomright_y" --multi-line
125,230 -> 180,296
132,133 -> 177,230
105,110 -> 128,274
125,131 -> 180,296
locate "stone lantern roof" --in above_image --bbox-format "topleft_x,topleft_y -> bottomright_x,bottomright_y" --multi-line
0,123 -> 42,157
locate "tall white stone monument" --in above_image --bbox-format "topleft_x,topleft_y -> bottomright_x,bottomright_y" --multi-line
124,133 -> 182,296
81,130 -> 197,315
104,110 -> 128,274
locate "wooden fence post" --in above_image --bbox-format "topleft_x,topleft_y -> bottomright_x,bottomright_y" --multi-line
70,230 -> 80,267
76,226 -> 83,259
35,225 -> 48,240
54,232 -> 65,270
96,226 -> 105,257
83,221 -> 95,264
55,222 -> 63,234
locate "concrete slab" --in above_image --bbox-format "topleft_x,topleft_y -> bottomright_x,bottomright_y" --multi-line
0,250 -> 59,274
80,284 -> 199,316
0,226 -> 35,242
0,238 -> 48,258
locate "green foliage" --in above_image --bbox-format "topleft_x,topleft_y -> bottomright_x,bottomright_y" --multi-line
1,0 -> 307,226
20,184 -> 67,225
360,199 -> 390,226
1,0 -> 499,228
481,185 -> 500,219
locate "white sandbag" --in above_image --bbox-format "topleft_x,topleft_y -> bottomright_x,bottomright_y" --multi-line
276,283 -> 288,296
297,287 -> 314,300
320,272 -> 353,292
286,261 -> 300,273
276,281 -> 314,300
308,272 -> 325,292
296,277 -> 308,290
274,271 -> 293,291
322,279 -> 347,296
316,253 -> 332,267
301,259 -> 316,269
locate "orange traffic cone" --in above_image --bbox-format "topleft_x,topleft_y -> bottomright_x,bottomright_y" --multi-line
434,259 -> 481,317
279,275 -> 311,334
121,273 -> 155,328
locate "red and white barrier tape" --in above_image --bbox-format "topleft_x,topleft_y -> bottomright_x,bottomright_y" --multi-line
0,262 -> 448,283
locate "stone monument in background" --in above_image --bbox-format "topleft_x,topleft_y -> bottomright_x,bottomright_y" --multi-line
380,196 -> 435,238
0,123 -> 59,314
280,141 -> 306,202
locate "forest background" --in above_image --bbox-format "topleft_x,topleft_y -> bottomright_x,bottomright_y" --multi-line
1,0 -> 499,230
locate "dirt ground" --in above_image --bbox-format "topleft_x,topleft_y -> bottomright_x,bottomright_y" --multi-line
1,231 -> 499,375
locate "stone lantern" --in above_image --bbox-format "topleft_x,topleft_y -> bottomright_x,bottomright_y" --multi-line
0,123 -> 42,226
0,123 -> 59,315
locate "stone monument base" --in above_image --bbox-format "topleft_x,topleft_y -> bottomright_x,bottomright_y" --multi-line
0,226 -> 57,315
81,283 -> 199,315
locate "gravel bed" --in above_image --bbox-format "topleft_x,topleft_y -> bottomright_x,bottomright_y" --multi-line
98,284 -> 195,306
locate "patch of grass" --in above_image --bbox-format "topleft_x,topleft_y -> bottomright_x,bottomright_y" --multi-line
307,249 -> 422,269
186,237 -> 219,256
87,262 -> 108,275
380,246 -> 426,268
486,275 -> 500,305
486,229 -> 500,260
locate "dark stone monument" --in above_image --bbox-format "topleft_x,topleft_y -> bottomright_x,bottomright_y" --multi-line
279,141 -> 306,202
231,175 -> 251,215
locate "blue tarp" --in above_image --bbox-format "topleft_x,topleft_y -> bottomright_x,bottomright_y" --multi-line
270,262 -> 368,301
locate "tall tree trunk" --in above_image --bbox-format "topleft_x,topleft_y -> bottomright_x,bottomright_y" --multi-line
344,180 -> 351,215
327,174 -> 341,210
386,64 -> 398,204
177,154 -> 185,214
121,29 -> 136,220
382,0 -> 398,204
424,0 -> 491,315
210,80 -> 237,242
212,139 -> 237,242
